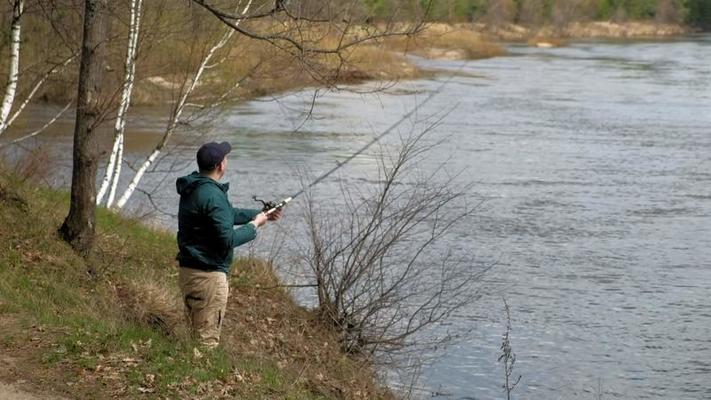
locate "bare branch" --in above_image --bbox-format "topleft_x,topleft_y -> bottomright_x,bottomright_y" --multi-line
6,54 -> 77,129
191,0 -> 426,56
0,101 -> 72,148
114,0 -> 255,209
298,119 -> 488,364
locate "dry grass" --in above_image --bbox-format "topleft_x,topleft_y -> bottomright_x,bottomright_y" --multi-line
115,279 -> 186,338
473,21 -> 690,42
384,23 -> 506,60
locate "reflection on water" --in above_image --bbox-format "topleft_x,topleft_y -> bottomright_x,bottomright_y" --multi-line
5,35 -> 711,399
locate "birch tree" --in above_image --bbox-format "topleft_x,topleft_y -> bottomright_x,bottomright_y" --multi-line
96,0 -> 144,207
0,0 -> 24,136
109,0 -> 429,210
113,0 -> 254,209
0,0 -> 76,144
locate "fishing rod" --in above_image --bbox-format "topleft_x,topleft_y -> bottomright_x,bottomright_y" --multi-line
253,75 -> 457,215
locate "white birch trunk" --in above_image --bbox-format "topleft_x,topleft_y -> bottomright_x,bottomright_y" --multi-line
106,132 -> 124,206
115,0 -> 252,209
6,55 -> 76,130
97,133 -> 121,204
0,0 -> 24,136
97,0 -> 143,205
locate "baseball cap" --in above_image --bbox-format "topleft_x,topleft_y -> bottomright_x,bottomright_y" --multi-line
197,141 -> 231,171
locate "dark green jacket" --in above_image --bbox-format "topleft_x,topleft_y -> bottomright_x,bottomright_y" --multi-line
176,172 -> 261,274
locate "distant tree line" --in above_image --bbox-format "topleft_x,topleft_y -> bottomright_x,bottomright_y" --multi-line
366,0 -> 711,27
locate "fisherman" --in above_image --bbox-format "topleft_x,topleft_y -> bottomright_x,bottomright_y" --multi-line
175,141 -> 281,348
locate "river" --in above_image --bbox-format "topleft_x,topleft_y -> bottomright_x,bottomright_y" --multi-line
6,35 -> 711,399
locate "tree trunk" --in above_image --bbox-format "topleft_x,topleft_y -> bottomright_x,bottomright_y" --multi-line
0,0 -> 24,136
115,0 -> 253,209
59,0 -> 109,256
114,24 -> 236,209
97,0 -> 143,207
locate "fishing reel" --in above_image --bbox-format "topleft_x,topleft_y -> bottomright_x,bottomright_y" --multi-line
252,195 -> 292,215
252,196 -> 278,212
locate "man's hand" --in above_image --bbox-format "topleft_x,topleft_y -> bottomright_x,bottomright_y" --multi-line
251,212 -> 269,228
267,208 -> 282,221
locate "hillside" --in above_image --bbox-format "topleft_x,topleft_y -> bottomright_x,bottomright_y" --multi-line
0,170 -> 392,400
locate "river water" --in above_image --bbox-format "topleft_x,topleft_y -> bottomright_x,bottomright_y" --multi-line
7,35 -> 711,399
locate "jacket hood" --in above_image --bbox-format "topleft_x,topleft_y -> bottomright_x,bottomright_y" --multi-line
176,172 -> 229,196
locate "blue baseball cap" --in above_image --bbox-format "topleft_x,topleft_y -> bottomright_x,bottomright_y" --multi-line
197,141 -> 231,171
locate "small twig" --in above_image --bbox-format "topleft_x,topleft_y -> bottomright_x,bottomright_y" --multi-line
499,297 -> 521,400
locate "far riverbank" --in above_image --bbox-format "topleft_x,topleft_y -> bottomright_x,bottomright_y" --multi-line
14,20 -> 696,110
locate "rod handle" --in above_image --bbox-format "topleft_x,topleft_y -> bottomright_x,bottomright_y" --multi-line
265,197 -> 292,215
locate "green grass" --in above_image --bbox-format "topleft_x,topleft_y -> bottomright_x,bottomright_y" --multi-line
0,203 -> 230,396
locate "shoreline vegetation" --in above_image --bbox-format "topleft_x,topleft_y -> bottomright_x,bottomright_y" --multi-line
92,20 -> 698,106
0,170 -> 394,399
0,16 -> 697,113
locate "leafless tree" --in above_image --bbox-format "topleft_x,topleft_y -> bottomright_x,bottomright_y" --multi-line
550,0 -> 596,30
517,0 -> 547,26
113,0 -> 255,209
96,0 -> 144,207
53,0 -> 433,253
0,0 -> 25,135
655,0 -> 685,23
0,0 -> 76,142
514,0 -> 597,28
191,0 -> 429,88
107,0 -> 432,211
299,123 -> 486,365
59,0 -> 110,255
484,0 -> 518,25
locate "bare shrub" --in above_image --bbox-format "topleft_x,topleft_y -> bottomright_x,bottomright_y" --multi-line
0,180 -> 28,212
484,0 -> 518,25
299,123 -> 486,366
655,0 -> 685,23
6,145 -> 52,184
550,0 -> 596,30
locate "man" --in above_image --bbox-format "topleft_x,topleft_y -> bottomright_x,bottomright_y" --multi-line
175,141 -> 280,348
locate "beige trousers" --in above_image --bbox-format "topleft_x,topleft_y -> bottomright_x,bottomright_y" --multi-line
178,267 -> 228,348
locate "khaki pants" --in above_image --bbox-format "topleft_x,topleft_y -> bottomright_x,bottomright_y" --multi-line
178,267 -> 228,348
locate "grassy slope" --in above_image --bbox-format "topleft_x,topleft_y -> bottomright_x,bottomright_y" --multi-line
0,172 -> 392,400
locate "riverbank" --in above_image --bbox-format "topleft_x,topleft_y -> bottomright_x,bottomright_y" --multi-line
35,20 -> 693,107
126,25 -> 505,106
0,170 -> 393,399
142,19 -> 693,95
